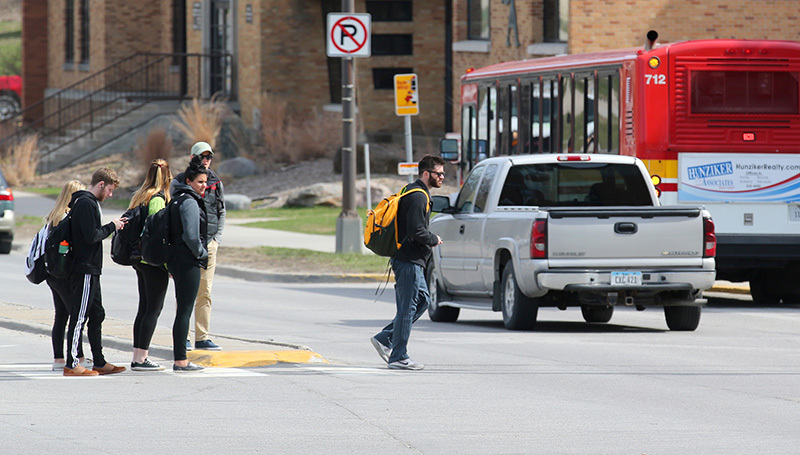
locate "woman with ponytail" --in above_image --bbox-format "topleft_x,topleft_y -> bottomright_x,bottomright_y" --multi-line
128,159 -> 172,371
168,156 -> 208,372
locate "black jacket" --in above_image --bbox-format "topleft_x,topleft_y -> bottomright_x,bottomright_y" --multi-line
394,179 -> 438,267
172,168 -> 225,242
68,190 -> 116,276
169,183 -> 208,269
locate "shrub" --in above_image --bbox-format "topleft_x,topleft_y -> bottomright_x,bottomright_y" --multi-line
0,134 -> 38,186
257,92 -> 341,165
172,95 -> 227,159
135,127 -> 173,167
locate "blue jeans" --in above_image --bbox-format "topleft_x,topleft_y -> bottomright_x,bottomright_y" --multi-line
374,260 -> 429,363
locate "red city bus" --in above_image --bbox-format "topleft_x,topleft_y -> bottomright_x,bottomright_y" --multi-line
444,35 -> 800,304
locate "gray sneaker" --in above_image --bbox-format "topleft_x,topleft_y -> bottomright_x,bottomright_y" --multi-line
370,337 -> 391,364
388,358 -> 424,371
173,362 -> 205,372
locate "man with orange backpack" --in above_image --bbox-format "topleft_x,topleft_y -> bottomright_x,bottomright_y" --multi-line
370,154 -> 445,370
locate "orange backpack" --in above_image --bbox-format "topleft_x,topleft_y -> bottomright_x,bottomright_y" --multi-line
364,186 -> 429,257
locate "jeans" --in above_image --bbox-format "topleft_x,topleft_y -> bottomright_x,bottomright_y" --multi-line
374,259 -> 429,363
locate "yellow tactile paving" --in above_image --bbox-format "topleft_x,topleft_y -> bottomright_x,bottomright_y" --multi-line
187,349 -> 328,368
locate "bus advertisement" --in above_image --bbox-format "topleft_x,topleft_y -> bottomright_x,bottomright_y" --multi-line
444,34 -> 800,304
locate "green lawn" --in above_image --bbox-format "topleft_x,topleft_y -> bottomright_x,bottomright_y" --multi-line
230,205 -> 369,236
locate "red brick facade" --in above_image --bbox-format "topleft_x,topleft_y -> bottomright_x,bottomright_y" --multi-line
21,1 -> 800,137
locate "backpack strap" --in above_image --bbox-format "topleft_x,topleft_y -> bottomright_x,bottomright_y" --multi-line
393,187 -> 431,251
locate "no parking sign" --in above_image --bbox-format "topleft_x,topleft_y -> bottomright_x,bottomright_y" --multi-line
326,13 -> 371,58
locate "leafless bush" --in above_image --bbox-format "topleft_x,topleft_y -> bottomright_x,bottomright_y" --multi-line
172,95 -> 226,158
257,92 -> 340,165
135,128 -> 173,167
0,135 -> 39,186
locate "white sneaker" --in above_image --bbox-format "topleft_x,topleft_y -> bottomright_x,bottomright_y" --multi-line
370,337 -> 391,364
388,358 -> 424,371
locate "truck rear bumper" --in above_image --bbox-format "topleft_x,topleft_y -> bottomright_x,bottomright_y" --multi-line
536,269 -> 717,293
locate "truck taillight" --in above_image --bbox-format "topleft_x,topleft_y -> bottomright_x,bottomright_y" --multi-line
0,188 -> 12,201
703,217 -> 716,258
531,219 -> 547,259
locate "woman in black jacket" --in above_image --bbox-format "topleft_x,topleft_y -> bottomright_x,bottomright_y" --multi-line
168,157 -> 209,372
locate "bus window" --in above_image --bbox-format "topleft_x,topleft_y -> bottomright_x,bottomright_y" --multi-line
510,84 -> 519,155
531,80 -> 542,154
691,70 -> 800,114
478,86 -> 489,161
498,84 -> 509,156
610,73 -> 620,153
597,74 -> 610,153
561,74 -> 573,153
489,85 -> 497,157
519,81 -> 531,155
462,105 -> 475,169
574,74 -> 587,153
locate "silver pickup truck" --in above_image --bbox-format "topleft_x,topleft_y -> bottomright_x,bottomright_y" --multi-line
428,154 -> 717,331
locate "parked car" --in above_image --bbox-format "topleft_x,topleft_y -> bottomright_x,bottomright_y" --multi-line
0,165 -> 14,254
0,75 -> 22,120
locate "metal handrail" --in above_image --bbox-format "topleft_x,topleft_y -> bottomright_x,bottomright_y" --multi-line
0,52 -> 234,172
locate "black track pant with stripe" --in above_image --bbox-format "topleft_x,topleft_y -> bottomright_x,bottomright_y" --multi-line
66,274 -> 106,369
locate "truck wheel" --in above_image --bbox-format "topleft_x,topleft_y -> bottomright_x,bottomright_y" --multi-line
664,306 -> 701,331
0,240 -> 10,254
581,305 -> 613,323
426,263 -> 459,322
749,275 -> 781,305
500,262 -> 538,330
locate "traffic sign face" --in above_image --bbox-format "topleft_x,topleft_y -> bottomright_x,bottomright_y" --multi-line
394,73 -> 419,116
397,162 -> 419,175
327,13 -> 371,58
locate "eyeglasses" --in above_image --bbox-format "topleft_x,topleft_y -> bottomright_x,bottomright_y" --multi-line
429,170 -> 445,178
200,154 -> 213,161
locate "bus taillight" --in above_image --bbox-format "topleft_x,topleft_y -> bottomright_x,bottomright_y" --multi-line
531,220 -> 547,259
703,217 -> 716,258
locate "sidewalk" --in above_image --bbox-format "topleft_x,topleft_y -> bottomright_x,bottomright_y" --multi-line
0,299 -> 327,368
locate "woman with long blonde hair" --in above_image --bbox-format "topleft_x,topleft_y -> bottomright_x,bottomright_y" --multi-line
129,159 -> 172,371
46,180 -> 90,370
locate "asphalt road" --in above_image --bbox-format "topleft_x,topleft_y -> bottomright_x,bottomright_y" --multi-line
1,238 -> 799,454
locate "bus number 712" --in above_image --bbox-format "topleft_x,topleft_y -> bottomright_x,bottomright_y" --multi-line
645,74 -> 666,85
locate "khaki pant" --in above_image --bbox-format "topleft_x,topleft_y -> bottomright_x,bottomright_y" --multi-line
194,239 -> 218,341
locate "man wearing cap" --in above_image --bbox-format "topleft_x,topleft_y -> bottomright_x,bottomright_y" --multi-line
172,141 -> 226,351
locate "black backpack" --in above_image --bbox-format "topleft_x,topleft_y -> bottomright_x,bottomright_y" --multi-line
110,204 -> 149,266
140,200 -> 174,266
44,212 -> 74,279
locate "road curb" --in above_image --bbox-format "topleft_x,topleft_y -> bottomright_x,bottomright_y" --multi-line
215,264 -> 391,283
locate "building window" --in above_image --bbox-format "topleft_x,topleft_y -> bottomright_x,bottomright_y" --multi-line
544,0 -> 569,43
468,0 -> 490,40
366,1 -> 412,22
372,67 -> 413,90
79,0 -> 90,64
172,0 -> 186,55
65,0 -> 74,64
372,34 -> 413,56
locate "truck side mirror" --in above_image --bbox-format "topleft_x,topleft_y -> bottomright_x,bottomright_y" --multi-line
440,138 -> 460,162
431,195 -> 454,213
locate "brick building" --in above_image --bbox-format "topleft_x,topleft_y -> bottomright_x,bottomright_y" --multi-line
21,1 -> 800,139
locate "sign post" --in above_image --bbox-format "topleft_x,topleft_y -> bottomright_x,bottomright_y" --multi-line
394,73 -> 419,183
327,6 -> 371,253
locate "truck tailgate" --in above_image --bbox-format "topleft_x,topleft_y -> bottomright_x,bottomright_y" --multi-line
547,207 -> 705,267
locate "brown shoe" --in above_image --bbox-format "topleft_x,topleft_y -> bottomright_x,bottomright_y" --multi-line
63,365 -> 99,377
92,363 -> 126,375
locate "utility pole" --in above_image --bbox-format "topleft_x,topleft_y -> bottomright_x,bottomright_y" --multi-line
335,0 -> 362,253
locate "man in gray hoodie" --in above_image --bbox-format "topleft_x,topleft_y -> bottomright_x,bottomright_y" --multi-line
172,141 -> 226,351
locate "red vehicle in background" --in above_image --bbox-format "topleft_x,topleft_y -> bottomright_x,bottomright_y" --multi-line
0,74 -> 21,120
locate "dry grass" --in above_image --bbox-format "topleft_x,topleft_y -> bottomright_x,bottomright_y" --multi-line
135,127 -> 173,167
257,92 -> 340,165
0,134 -> 39,186
172,95 -> 226,159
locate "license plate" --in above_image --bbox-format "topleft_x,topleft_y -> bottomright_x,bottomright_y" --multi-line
790,204 -> 800,222
611,271 -> 642,286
